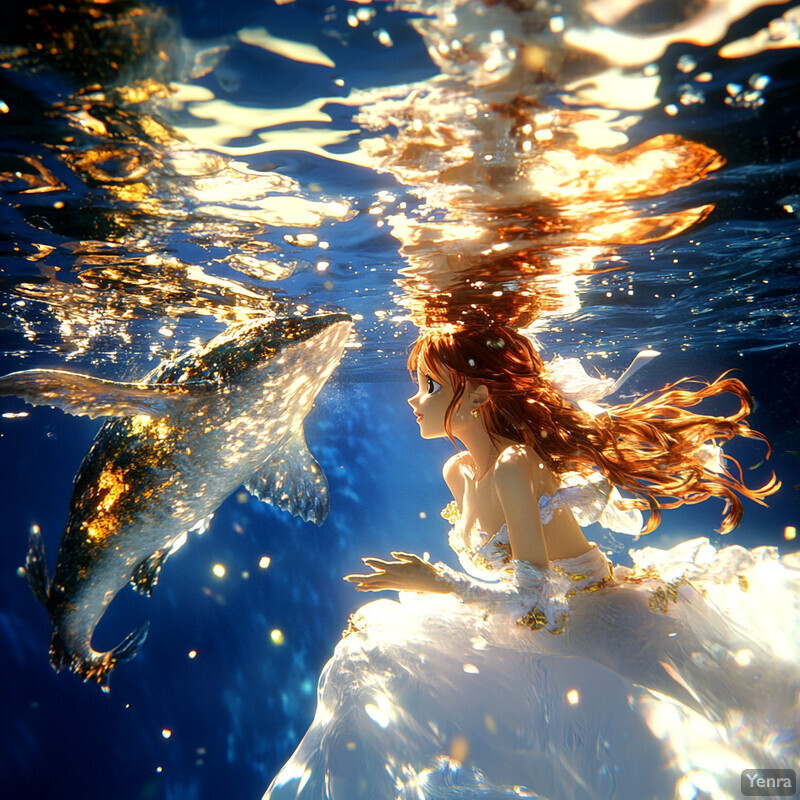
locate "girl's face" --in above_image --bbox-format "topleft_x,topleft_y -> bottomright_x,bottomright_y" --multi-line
408,358 -> 462,439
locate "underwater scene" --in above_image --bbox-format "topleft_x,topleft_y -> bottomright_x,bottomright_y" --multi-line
1,0 -> 799,798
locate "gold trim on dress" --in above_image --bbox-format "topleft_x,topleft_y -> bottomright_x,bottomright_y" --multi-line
440,501 -> 461,524
648,578 -> 686,613
341,612 -> 364,638
548,612 -> 569,635
517,607 -> 547,631
492,540 -> 512,564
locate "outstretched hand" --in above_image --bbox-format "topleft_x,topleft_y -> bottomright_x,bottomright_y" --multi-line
344,552 -> 445,594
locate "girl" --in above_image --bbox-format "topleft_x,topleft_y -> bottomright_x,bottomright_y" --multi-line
265,325 -> 798,800
347,323 -> 777,601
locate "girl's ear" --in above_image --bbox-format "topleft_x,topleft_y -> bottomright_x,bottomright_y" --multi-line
469,383 -> 490,409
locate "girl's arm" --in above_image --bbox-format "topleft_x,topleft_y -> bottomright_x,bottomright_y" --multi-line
493,446 -> 549,569
345,551 -> 548,607
432,448 -> 550,608
345,447 -> 550,601
344,452 -> 468,594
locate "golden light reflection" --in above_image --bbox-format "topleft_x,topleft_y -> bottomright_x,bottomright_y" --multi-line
1,2 -> 356,360
449,734 -> 469,762
270,629 -> 285,645
720,6 -> 800,58
563,69 -> 661,113
237,26 -> 335,68
96,468 -> 129,514
83,467 -> 133,545
0,155 -> 67,194
637,691 -> 767,780
566,689 -> 580,705
355,7 -> 727,331
364,694 -> 393,729
565,0 -> 786,67
173,87 -> 366,165
176,96 -> 335,147
13,254 -> 280,359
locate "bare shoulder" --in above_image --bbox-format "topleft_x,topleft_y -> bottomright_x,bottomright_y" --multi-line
443,452 -> 468,506
494,444 -> 538,472
493,444 -> 541,488
442,450 -> 470,483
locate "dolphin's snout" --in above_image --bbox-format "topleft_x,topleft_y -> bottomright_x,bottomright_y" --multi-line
290,312 -> 353,343
266,313 -> 353,355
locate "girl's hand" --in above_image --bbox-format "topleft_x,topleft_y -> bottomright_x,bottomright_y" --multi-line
344,552 -> 445,594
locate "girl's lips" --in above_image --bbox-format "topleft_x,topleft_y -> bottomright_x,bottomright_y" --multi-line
415,413 -> 423,421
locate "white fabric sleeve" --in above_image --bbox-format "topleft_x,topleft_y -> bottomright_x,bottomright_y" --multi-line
539,471 -> 644,536
433,559 -> 549,613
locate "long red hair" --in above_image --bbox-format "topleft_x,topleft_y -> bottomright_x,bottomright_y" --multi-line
408,325 -> 779,534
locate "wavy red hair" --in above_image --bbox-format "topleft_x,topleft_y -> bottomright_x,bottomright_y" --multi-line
408,325 -> 779,534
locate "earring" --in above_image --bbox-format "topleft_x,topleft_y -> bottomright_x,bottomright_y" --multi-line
471,408 -> 480,418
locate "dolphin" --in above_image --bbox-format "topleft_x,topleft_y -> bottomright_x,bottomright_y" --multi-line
0,313 -> 352,689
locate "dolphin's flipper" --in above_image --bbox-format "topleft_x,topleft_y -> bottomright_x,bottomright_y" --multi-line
246,427 -> 330,525
50,621 -> 150,691
26,527 -> 51,608
131,549 -> 170,596
110,621 -> 151,665
0,369 -> 210,419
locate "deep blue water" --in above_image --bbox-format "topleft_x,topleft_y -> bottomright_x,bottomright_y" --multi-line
1,1 -> 798,799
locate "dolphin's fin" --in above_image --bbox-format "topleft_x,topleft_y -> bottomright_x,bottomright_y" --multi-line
131,550 -> 169,597
110,621 -> 151,665
50,621 -> 150,691
26,527 -> 51,608
0,369 -> 210,419
246,427 -> 330,525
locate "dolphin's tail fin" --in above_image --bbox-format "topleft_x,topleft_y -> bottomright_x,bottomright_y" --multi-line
26,527 -> 51,608
50,622 -> 150,692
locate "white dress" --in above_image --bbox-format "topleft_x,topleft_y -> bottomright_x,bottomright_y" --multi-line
264,505 -> 800,800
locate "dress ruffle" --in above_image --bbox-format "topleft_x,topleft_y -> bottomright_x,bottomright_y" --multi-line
264,538 -> 800,799
539,471 -> 644,535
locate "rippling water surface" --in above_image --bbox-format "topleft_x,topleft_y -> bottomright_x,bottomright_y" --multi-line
1,1 -> 798,798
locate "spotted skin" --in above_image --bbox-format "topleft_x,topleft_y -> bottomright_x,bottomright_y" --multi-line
4,313 -> 352,688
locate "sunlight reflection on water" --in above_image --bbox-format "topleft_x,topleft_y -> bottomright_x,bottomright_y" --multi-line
0,0 -> 797,374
